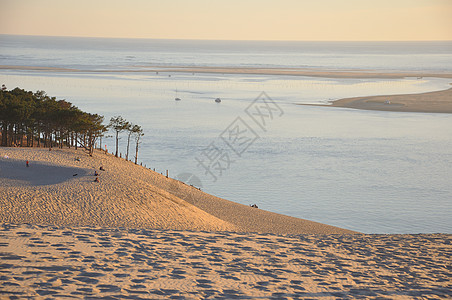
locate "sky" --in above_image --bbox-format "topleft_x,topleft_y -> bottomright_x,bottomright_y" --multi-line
1,0 -> 451,41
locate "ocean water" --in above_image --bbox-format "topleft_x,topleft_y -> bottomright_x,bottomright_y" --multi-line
2,35 -> 452,71
1,35 -> 451,234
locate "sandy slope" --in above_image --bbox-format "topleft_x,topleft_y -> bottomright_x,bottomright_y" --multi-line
1,148 -> 450,299
0,147 -> 235,232
0,224 -> 450,299
0,147 -> 354,234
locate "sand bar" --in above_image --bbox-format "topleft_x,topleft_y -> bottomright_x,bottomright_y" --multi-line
299,86 -> 452,114
2,64 -> 452,79
327,87 -> 452,113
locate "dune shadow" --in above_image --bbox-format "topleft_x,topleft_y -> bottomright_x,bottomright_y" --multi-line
0,159 -> 89,186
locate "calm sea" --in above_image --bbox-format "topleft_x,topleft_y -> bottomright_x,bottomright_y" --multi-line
1,35 -> 451,233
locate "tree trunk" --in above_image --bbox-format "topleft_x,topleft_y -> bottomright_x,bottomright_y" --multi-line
126,133 -> 131,160
13,125 -> 17,146
115,131 -> 119,157
135,142 -> 139,164
37,128 -> 41,147
8,124 -> 13,146
1,121 -> 8,146
88,133 -> 94,156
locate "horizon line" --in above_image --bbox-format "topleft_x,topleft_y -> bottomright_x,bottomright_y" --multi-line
1,33 -> 451,43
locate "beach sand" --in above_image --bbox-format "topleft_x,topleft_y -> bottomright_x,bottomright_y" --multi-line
1,148 -> 451,298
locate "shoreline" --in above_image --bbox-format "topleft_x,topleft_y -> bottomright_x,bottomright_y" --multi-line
2,64 -> 452,79
299,86 -> 452,113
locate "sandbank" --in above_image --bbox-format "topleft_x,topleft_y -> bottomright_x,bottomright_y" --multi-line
2,64 -> 452,79
299,86 -> 452,114
326,87 -> 452,113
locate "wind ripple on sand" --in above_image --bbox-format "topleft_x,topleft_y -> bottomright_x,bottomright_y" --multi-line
0,224 -> 450,299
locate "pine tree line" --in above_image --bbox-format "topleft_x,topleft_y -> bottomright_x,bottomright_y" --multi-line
0,87 -> 143,161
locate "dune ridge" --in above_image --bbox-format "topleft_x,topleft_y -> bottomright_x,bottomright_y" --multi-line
0,147 -> 354,234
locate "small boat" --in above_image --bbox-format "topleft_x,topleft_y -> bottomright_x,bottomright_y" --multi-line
175,97 -> 181,101
215,98 -> 221,103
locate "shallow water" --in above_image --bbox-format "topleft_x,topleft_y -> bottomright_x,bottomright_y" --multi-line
1,71 -> 451,234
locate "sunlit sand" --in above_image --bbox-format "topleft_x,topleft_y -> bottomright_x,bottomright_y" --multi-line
0,147 -> 352,234
1,147 -> 450,298
321,87 -> 452,113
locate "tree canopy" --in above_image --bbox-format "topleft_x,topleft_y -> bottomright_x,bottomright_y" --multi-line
109,116 -> 129,158
0,87 -> 107,156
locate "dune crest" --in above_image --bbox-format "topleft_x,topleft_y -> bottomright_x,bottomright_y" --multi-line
0,148 -> 236,231
0,147 -> 355,234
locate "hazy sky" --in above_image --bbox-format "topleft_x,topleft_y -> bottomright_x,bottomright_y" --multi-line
1,0 -> 451,40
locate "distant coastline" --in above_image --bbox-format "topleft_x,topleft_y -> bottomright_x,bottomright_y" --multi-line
2,64 -> 452,79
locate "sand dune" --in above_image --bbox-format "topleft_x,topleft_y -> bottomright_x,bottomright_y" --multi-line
0,148 -> 235,232
0,224 -> 450,299
1,148 -> 451,298
0,147 -> 353,234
